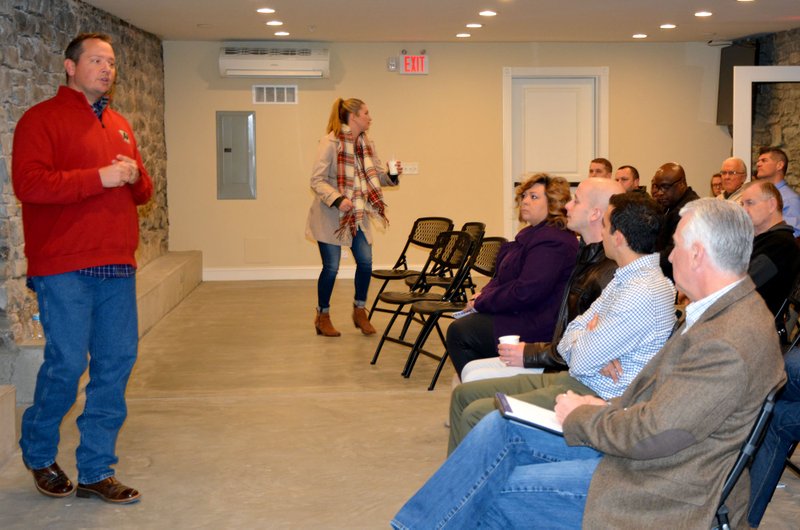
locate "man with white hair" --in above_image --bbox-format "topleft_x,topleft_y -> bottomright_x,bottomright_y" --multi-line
717,156 -> 748,203
392,198 -> 785,530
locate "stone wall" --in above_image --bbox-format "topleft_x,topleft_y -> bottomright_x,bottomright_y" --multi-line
751,27 -> 800,191
0,0 -> 167,347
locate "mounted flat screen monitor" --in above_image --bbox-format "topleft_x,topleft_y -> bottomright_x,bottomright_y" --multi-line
717,43 -> 758,127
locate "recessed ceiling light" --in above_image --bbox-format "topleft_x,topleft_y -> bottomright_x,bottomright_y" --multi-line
466,23 -> 483,28
257,8 -> 275,14
632,33 -> 648,39
274,31 -> 290,36
695,11 -> 713,17
737,0 -> 755,2
660,23 -> 677,29
266,20 -> 283,26
456,33 -> 472,38
479,10 -> 497,17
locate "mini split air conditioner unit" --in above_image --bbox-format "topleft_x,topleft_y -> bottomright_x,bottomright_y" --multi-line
219,42 -> 330,78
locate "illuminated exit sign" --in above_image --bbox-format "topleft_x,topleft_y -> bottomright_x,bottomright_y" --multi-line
400,54 -> 428,75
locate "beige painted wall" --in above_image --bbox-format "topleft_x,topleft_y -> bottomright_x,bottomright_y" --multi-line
164,41 -> 731,278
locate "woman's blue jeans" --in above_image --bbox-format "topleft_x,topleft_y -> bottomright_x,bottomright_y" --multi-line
20,272 -> 139,484
317,229 -> 372,310
392,411 -> 602,529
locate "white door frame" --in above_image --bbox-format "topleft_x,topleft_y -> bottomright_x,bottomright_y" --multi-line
733,66 -> 800,164
502,67 -> 609,238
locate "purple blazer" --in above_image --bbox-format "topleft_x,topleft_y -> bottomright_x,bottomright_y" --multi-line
474,221 -> 578,343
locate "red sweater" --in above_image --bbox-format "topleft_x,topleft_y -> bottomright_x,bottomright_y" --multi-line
12,86 -> 153,276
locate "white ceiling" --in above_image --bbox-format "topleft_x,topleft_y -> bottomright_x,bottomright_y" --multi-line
83,0 -> 800,43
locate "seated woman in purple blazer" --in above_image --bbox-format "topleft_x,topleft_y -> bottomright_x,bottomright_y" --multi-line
447,173 -> 578,377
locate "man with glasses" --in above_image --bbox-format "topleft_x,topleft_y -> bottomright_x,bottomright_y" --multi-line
717,157 -> 748,203
710,173 -> 723,197
754,146 -> 800,237
651,162 -> 699,280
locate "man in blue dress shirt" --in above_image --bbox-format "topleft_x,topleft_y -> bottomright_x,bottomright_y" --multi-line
755,146 -> 800,237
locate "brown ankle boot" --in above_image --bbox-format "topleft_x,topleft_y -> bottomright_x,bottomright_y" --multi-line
352,306 -> 376,335
315,310 -> 341,337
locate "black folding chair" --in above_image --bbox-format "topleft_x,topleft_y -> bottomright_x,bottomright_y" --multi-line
404,221 -> 485,292
401,237 -> 506,390
712,386 -> 780,530
369,231 -> 475,371
776,273 -> 800,353
367,216 -> 453,319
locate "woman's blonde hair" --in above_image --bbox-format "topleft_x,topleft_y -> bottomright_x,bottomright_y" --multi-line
327,97 -> 365,135
515,173 -> 571,228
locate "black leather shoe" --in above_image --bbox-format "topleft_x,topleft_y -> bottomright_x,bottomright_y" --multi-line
76,477 -> 140,504
31,462 -> 75,497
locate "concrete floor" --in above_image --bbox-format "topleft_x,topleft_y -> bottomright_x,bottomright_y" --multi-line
0,279 -> 798,529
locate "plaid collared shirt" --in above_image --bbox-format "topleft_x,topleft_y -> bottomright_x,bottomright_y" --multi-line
558,253 -> 676,400
77,264 -> 136,278
26,264 -> 135,291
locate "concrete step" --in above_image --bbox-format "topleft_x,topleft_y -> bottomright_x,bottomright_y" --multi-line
0,385 -> 15,466
1,250 -> 203,405
136,250 -> 203,337
0,251 -> 202,470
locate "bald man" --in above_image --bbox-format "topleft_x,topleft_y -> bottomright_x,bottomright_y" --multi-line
717,157 -> 748,203
651,162 -> 699,280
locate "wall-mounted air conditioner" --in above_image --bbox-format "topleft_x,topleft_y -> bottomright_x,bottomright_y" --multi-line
219,42 -> 330,78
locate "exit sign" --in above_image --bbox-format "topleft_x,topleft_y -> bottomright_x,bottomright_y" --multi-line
400,54 -> 428,75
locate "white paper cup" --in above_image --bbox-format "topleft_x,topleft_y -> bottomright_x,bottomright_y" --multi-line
388,159 -> 399,176
498,335 -> 520,345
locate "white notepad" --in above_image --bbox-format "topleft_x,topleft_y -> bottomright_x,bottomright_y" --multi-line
494,393 -> 564,435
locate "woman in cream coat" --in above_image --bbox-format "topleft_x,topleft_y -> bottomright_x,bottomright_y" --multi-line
306,97 -> 401,337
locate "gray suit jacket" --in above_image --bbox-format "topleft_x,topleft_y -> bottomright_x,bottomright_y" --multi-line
564,277 -> 786,529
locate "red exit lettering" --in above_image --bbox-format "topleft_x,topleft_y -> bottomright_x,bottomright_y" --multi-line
400,55 -> 428,75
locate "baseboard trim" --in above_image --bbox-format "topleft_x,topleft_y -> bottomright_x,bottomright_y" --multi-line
202,264 -> 423,282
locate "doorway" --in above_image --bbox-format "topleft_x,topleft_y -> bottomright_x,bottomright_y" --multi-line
502,67 -> 609,237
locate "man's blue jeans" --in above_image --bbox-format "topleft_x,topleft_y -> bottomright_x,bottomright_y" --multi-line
20,272 -> 139,484
748,347 -> 800,527
392,411 -> 602,529
317,228 -> 372,309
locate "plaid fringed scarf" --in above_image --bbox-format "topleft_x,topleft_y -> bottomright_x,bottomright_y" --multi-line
334,125 -> 388,240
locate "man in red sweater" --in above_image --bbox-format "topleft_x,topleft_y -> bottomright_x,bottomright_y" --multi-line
12,33 -> 152,504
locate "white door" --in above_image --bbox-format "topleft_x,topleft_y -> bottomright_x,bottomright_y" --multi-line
503,67 -> 608,237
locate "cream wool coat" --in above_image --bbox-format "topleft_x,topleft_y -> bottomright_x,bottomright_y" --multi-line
564,278 -> 786,529
305,132 -> 397,247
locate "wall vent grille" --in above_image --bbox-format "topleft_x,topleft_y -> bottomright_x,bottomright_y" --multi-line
253,85 -> 298,104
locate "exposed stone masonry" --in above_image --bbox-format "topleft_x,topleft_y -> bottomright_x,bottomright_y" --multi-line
751,27 -> 800,191
0,0 -> 167,348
